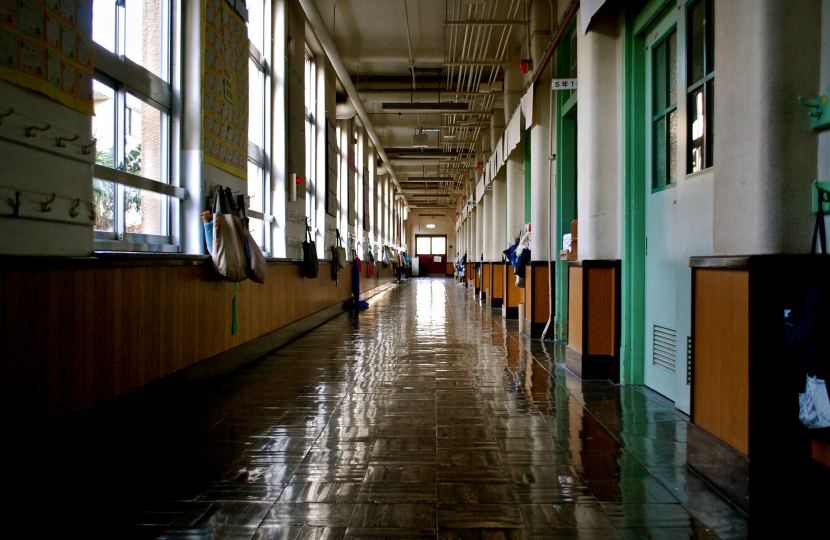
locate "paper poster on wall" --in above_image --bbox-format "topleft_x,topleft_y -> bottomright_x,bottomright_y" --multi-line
0,0 -> 94,114
202,0 -> 248,179
325,118 -> 338,217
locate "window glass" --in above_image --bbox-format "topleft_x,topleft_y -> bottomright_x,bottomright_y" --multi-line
125,189 -> 168,235
125,93 -> 165,182
652,30 -> 677,188
125,0 -> 166,79
416,237 -> 431,255
93,81 -> 116,169
432,237 -> 446,255
247,0 -> 264,56
93,0 -> 116,52
247,160 -> 263,212
686,0 -> 714,173
688,0 -> 705,84
248,58 -> 264,149
249,217 -> 265,249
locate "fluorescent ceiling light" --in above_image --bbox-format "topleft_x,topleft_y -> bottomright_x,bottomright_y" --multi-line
426,224 -> 437,228
382,103 -> 469,113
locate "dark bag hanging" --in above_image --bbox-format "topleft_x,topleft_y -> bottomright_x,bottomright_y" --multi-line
811,187 -> 828,255
301,221 -> 319,279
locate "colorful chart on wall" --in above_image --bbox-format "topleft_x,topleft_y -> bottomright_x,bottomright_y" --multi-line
202,0 -> 248,179
0,0 -> 94,115
325,118 -> 337,217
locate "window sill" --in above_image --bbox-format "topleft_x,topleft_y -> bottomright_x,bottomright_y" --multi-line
94,240 -> 181,253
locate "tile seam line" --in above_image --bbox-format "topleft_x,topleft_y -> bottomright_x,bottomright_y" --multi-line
486,301 -> 749,529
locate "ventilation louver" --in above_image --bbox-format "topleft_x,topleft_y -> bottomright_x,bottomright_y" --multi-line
653,325 -> 676,373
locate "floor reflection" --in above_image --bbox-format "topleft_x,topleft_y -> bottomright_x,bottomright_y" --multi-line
24,277 -> 756,539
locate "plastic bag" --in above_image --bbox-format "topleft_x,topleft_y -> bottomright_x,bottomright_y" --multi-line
799,375 -> 830,429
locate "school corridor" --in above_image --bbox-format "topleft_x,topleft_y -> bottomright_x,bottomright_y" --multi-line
7,278 -> 765,539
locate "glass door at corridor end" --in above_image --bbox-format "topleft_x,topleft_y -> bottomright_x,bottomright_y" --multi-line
644,8 -> 686,407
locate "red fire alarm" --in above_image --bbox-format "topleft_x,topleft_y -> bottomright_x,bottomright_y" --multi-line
477,162 -> 482,169
455,212 -> 459,216
519,59 -> 531,74
462,196 -> 466,201
296,176 -> 304,184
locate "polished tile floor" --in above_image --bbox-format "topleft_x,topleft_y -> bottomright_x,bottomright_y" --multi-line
26,278 -> 756,538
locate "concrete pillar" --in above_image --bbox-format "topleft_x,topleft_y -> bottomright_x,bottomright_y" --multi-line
576,10 -> 620,260
482,190 -> 493,262
530,0 -> 552,78
505,63 -> 525,243
530,63 -> 553,261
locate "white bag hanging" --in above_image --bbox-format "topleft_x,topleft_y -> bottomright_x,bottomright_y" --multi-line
798,375 -> 830,429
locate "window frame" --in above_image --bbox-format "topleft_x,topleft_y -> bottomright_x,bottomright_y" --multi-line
685,0 -> 714,174
245,0 -> 272,255
304,48 -> 317,236
92,0 -> 179,252
649,24 -> 678,192
415,234 -> 447,257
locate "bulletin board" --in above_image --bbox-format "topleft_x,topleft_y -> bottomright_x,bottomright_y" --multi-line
362,165 -> 370,232
325,118 -> 337,217
347,147 -> 356,226
0,0 -> 94,115
202,0 -> 248,179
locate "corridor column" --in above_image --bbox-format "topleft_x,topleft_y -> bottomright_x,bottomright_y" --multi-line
503,66 -> 525,319
524,0 -> 554,338
489,108 -> 506,309
567,8 -> 622,380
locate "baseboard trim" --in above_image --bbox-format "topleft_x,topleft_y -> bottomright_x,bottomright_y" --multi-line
565,345 -> 620,382
687,422 -> 750,512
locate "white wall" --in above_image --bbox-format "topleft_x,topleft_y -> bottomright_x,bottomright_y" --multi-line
714,0 -> 821,255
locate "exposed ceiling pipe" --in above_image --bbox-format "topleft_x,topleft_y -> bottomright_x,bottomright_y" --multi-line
402,189 -> 464,195
298,0 -> 410,210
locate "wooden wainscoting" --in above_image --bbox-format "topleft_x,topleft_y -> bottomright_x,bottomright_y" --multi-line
446,262 -> 454,276
489,264 -> 504,308
565,261 -> 620,381
523,262 -> 551,339
568,266 -> 584,353
693,267 -> 750,455
502,263 -> 522,319
0,258 -> 360,430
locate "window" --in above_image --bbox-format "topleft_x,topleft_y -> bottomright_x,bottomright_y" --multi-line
415,235 -> 446,256
246,0 -> 270,252
687,0 -> 714,173
92,0 -> 177,250
651,29 -> 678,190
305,49 -> 316,233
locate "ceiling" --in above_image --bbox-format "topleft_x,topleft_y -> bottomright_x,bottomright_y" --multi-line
312,0 -> 528,208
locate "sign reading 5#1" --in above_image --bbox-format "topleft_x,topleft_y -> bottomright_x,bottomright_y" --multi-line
552,79 -> 578,90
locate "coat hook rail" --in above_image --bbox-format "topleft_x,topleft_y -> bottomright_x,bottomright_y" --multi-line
25,123 -> 51,138
0,107 -> 13,125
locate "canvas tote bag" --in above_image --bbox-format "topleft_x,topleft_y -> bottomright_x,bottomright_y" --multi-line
234,196 -> 268,284
201,185 -> 248,282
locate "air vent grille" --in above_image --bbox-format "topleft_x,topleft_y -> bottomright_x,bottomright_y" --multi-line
653,325 -> 676,373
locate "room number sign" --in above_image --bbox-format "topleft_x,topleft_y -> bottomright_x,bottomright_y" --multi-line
552,79 -> 578,90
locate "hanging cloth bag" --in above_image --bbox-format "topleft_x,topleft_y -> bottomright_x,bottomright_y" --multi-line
201,185 -> 248,282
301,223 -> 319,278
335,230 -> 348,270
235,195 -> 268,284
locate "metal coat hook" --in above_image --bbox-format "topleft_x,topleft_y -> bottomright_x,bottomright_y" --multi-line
56,134 -> 79,148
69,198 -> 80,217
40,193 -> 56,212
87,201 -> 97,221
0,107 -> 13,125
798,96 -> 823,118
82,138 -> 97,155
8,191 -> 21,216
25,123 -> 51,138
